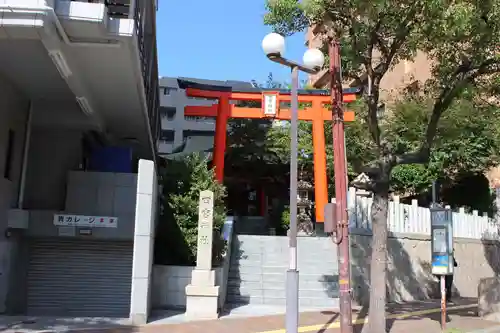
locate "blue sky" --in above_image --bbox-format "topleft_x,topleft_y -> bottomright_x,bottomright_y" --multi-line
156,0 -> 310,86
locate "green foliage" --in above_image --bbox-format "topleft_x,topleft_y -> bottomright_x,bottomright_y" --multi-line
155,153 -> 227,266
264,0 -> 500,183
264,86 -> 500,203
281,206 -> 290,230
266,120 -> 316,173
265,0 -> 500,86
441,173 -> 496,216
226,72 -> 294,190
387,96 -> 500,196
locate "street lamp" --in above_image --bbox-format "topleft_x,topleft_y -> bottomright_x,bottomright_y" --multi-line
262,32 -> 324,333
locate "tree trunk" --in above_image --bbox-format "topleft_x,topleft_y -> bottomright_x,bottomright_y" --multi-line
365,181 -> 390,333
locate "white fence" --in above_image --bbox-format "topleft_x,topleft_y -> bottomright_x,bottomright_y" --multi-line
347,187 -> 500,240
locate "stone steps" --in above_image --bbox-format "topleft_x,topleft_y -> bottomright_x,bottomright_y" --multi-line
228,266 -> 338,276
228,276 -> 338,290
226,235 -> 340,307
226,294 -> 339,307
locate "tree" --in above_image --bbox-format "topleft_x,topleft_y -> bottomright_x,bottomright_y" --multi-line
226,72 -> 284,182
389,95 -> 500,202
155,153 -> 227,266
225,72 -> 291,219
268,94 -> 500,202
264,1 -> 500,331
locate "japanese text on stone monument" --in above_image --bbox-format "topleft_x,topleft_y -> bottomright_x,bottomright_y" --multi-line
197,190 -> 214,269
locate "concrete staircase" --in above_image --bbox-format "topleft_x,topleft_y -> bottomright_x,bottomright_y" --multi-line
233,216 -> 268,235
226,235 -> 340,308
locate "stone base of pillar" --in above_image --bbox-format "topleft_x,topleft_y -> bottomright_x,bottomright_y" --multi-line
129,313 -> 148,325
185,284 -> 220,320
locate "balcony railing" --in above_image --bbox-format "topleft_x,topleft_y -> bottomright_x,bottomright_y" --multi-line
185,116 -> 216,124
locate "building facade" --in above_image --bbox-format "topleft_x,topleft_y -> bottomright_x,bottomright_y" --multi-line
159,77 -> 216,155
0,0 -> 160,323
306,25 -> 433,100
158,77 -> 253,156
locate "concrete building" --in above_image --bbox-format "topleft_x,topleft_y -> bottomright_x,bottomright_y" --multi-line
158,77 -> 254,156
306,25 -> 433,99
0,0 -> 160,323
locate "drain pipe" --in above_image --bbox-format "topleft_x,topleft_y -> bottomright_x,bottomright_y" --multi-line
17,101 -> 33,210
0,4 -> 121,48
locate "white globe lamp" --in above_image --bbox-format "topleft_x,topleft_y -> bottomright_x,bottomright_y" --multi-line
303,48 -> 325,71
262,32 -> 285,58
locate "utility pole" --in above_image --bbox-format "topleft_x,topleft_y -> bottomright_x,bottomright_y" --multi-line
329,38 -> 353,333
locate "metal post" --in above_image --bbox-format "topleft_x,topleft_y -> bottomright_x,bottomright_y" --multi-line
286,65 -> 299,333
330,39 -> 353,333
441,275 -> 446,331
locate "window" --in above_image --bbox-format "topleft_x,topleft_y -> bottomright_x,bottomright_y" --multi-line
160,130 -> 175,143
160,106 -> 176,120
185,116 -> 215,123
163,87 -> 177,95
4,130 -> 14,180
183,130 -> 215,138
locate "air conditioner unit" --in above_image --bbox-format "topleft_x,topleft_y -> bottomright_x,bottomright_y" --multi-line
76,97 -> 94,116
48,50 -> 73,78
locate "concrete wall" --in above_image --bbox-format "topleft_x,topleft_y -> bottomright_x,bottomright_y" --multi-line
23,127 -> 84,211
151,266 -> 223,309
3,234 -> 29,314
0,74 -> 29,313
0,77 -> 28,212
350,229 -> 500,306
27,171 -> 138,240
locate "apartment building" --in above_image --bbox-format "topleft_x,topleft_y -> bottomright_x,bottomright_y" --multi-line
306,25 -> 433,100
158,77 -> 254,156
0,0 -> 160,322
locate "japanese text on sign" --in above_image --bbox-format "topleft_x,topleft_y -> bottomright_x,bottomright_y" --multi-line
263,94 -> 277,116
53,214 -> 118,228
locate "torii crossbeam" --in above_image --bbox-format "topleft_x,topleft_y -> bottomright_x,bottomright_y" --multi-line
180,79 -> 359,223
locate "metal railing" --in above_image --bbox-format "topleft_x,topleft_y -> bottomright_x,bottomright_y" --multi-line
185,116 -> 216,123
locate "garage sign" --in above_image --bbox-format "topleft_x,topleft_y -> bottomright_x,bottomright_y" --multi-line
53,214 -> 118,228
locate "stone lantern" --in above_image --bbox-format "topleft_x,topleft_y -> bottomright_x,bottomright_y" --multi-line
352,172 -> 372,197
297,178 -> 314,236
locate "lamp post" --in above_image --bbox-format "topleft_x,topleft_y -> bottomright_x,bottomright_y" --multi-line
262,32 -> 324,333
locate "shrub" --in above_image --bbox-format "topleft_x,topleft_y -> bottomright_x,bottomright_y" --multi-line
154,153 -> 227,266
281,206 -> 290,230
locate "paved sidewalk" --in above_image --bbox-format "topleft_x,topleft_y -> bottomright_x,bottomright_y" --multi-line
136,299 -> 500,333
2,299 -> 500,333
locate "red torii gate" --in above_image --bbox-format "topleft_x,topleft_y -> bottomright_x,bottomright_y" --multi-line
181,80 -> 359,223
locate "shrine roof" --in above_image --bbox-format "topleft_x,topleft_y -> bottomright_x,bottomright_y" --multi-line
177,78 -> 361,96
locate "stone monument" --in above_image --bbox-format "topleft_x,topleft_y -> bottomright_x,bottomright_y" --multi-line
185,190 -> 220,319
